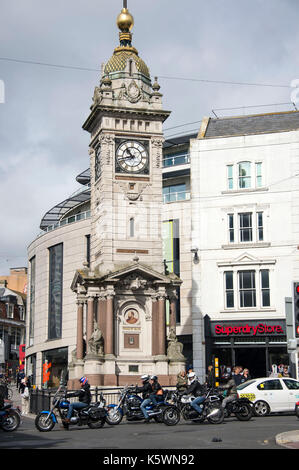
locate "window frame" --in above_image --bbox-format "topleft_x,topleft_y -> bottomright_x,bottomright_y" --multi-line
227,210 -> 266,245
225,161 -> 264,192
238,161 -> 251,189
238,270 -> 256,308
222,268 -> 272,311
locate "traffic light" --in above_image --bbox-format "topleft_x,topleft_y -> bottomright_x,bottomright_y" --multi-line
293,282 -> 299,338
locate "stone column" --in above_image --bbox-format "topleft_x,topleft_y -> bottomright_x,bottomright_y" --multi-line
105,293 -> 115,356
86,295 -> 95,346
157,294 -> 166,356
97,294 -> 107,353
151,296 -> 158,356
76,298 -> 85,361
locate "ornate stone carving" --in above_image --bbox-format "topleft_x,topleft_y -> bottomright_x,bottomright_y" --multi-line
92,86 -> 102,107
123,274 -> 147,290
166,327 -> 185,361
118,80 -> 142,103
115,180 -> 149,202
152,138 -> 164,168
99,134 -> 114,165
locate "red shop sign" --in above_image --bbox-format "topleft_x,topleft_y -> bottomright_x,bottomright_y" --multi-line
215,323 -> 284,336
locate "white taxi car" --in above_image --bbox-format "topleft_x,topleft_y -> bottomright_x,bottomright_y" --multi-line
237,377 -> 299,416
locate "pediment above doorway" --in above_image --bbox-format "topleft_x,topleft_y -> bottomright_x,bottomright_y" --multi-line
71,260 -> 182,293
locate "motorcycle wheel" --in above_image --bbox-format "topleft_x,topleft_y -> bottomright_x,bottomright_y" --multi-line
1,410 -> 20,432
162,406 -> 180,426
87,417 -> 106,429
35,412 -> 55,432
235,403 -> 253,421
105,408 -> 123,425
207,406 -> 225,424
296,405 -> 299,419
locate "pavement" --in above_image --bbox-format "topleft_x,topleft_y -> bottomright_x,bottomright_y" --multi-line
4,382 -> 299,449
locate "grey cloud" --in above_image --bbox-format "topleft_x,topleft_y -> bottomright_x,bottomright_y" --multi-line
0,0 -> 298,273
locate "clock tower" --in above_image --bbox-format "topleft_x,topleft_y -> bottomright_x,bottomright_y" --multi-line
70,2 -> 185,386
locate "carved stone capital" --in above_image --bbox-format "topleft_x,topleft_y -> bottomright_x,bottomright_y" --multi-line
151,138 -> 164,148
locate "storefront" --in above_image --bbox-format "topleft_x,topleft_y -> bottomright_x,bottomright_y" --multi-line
204,316 -> 288,378
42,347 -> 68,388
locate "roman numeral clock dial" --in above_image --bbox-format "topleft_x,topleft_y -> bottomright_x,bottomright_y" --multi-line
116,140 -> 149,174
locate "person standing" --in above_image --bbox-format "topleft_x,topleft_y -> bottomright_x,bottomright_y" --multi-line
241,368 -> 251,383
206,365 -> 214,388
176,370 -> 188,392
20,376 -> 30,416
232,366 -> 243,386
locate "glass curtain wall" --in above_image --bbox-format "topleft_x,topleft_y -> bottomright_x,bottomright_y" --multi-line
48,243 -> 63,340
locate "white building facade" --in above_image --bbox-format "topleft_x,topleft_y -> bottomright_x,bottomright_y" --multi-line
191,111 -> 299,381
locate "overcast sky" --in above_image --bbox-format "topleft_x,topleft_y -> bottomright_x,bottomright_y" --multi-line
0,0 -> 298,276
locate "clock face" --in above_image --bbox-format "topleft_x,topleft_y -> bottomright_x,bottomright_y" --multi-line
116,141 -> 148,173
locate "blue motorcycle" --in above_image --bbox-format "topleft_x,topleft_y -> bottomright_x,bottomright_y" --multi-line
34,384 -> 107,432
106,385 -> 180,426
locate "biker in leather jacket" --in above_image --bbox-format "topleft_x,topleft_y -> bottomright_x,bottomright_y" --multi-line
136,375 -> 155,422
135,375 -> 153,399
218,373 -> 238,408
185,372 -> 206,415
62,376 -> 92,425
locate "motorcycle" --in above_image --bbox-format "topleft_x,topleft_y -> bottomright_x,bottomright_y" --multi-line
218,393 -> 253,421
0,404 -> 21,432
171,387 -> 224,424
295,401 -> 299,419
35,384 -> 107,432
106,385 -> 180,426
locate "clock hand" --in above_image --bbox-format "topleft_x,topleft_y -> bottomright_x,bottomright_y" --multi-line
126,149 -> 135,158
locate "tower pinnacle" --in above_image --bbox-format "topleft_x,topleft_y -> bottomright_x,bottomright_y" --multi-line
116,2 -> 136,52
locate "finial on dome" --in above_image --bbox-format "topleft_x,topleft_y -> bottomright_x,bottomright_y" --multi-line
117,1 -> 134,33
115,1 -> 137,53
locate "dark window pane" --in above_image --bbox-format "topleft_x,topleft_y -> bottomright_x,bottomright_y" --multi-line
262,290 -> 270,307
48,244 -> 63,340
225,271 -> 233,290
261,269 -> 269,288
225,271 -> 234,308
226,292 -> 234,308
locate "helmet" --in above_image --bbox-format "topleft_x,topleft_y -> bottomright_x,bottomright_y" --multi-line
221,373 -> 231,381
188,372 -> 196,379
79,376 -> 88,385
140,374 -> 149,382
150,375 -> 158,381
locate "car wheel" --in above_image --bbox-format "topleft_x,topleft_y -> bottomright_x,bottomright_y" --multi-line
254,400 -> 270,417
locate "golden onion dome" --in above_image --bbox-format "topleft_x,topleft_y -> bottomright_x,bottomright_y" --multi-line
104,50 -> 150,78
103,4 -> 150,80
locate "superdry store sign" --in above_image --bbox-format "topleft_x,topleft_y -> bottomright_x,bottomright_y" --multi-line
211,320 -> 285,337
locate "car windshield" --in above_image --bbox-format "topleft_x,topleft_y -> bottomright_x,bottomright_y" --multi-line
237,379 -> 257,390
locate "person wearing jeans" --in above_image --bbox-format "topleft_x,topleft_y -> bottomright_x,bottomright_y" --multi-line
62,376 -> 91,425
185,372 -> 206,415
136,375 -> 155,423
191,395 -> 205,414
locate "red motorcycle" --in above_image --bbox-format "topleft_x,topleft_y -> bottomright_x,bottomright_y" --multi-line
295,401 -> 299,419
